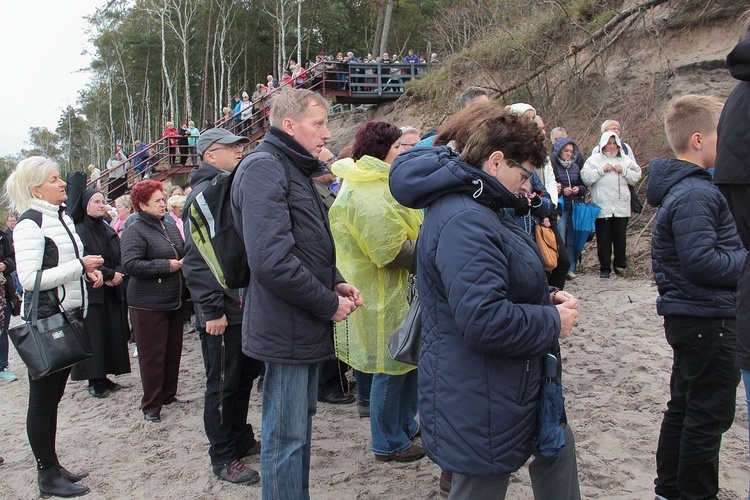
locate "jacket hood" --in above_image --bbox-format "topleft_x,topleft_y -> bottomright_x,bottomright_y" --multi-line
728,36 -> 750,82
646,158 -> 711,207
331,155 -> 389,182
389,147 -> 527,211
598,131 -> 624,151
190,161 -> 227,187
551,137 -> 579,168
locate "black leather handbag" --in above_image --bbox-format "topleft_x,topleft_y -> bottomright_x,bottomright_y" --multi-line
8,271 -> 91,380
387,270 -> 421,366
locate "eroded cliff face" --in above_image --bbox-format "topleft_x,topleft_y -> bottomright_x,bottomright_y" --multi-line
327,6 -> 744,164
324,5 -> 746,276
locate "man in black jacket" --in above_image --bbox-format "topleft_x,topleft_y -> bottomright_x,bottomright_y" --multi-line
231,89 -> 362,499
183,128 -> 263,485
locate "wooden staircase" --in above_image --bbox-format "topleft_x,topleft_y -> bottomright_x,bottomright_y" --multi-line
91,60 -> 432,194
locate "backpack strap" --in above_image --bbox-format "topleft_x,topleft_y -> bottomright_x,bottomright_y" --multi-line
252,142 -> 295,228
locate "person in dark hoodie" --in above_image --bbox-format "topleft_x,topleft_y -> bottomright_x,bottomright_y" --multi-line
70,189 -> 131,398
182,128 -> 264,485
389,102 -> 580,499
647,95 -> 746,500
711,12 -> 750,497
551,137 -> 587,279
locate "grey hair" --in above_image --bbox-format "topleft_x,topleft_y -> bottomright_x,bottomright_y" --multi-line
4,156 -> 60,213
400,126 -> 420,136
458,86 -> 488,108
269,88 -> 329,128
550,127 -> 568,142
167,194 -> 186,211
600,119 -> 621,134
115,194 -> 132,211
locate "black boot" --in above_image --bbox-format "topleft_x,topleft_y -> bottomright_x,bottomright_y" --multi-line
38,465 -> 90,498
59,464 -> 89,483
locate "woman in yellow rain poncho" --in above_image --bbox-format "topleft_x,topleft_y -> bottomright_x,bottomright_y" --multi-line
329,121 -> 424,462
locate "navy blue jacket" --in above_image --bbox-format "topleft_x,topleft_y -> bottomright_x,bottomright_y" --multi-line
647,158 -> 745,318
231,128 -> 344,364
551,137 -> 587,207
389,147 -> 561,476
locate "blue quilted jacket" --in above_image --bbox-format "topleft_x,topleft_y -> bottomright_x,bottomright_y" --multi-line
647,158 -> 745,318
389,147 -> 561,476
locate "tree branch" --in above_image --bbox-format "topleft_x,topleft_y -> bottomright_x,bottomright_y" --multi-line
487,0 -> 671,98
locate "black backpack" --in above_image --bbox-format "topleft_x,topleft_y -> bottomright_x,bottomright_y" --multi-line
186,148 -> 289,289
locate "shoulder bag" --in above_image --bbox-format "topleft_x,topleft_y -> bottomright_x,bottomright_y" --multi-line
387,239 -> 421,366
534,224 -> 558,272
8,271 -> 91,380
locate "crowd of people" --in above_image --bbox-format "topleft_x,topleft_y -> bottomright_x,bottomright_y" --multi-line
2,16 -> 750,500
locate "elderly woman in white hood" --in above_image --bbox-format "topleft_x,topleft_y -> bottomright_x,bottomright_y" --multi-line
581,132 -> 641,278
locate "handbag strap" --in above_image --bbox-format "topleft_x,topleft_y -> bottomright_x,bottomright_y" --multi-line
28,270 -> 71,327
29,271 -> 43,326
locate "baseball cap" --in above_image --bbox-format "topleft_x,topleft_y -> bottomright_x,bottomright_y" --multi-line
197,129 -> 250,156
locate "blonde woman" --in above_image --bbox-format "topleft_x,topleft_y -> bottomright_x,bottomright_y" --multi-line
5,156 -> 104,497
167,194 -> 186,241
112,194 -> 133,236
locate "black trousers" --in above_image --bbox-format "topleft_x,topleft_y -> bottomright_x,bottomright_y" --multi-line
131,308 -> 183,414
199,324 -> 263,465
655,316 -> 739,500
27,367 -> 72,469
317,358 -> 351,398
594,216 -> 629,272
547,219 -> 570,290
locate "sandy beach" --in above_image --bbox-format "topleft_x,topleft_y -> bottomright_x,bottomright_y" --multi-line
0,272 -> 748,499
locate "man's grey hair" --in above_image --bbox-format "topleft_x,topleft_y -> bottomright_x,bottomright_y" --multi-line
458,86 -> 488,108
550,127 -> 568,142
269,88 -> 329,128
400,126 -> 420,136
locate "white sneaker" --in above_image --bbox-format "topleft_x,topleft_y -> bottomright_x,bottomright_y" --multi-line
132,346 -> 138,358
183,321 -> 195,334
0,368 -> 18,381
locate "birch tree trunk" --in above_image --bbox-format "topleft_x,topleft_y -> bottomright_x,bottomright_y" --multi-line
297,0 -> 303,65
380,0 -> 393,56
158,4 -> 176,122
165,0 -> 198,121
372,1 -> 384,57
201,0 -> 213,124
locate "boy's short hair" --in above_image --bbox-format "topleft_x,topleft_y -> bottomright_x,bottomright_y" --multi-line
664,95 -> 724,155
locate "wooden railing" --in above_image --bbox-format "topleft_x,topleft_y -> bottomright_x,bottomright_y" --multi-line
89,60 -> 433,191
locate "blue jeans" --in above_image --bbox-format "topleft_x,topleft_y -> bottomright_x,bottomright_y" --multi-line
0,302 -> 12,371
743,369 -> 750,500
354,370 -> 372,404
261,363 -> 318,500
370,370 -> 419,455
557,209 -> 578,275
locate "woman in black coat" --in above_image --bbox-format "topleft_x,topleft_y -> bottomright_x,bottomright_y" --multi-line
70,189 -> 131,398
121,180 -> 185,423
0,227 -> 17,382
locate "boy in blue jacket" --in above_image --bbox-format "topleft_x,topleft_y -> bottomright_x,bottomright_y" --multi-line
647,95 -> 747,500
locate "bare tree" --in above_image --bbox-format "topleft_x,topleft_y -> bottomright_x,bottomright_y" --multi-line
165,0 -> 199,120
154,1 -> 177,122
372,0 -> 384,57
379,0 -> 394,56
